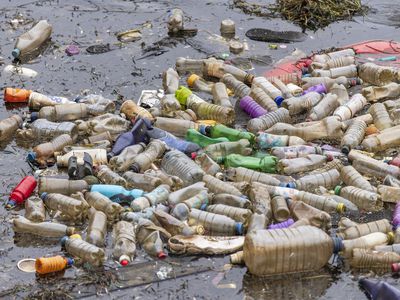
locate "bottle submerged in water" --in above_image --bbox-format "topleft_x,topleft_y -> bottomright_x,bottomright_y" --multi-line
25,196 -> 46,222
29,103 -> 88,122
13,216 -> 75,238
28,134 -> 73,165
0,115 -> 23,142
17,119 -> 78,141
61,234 -> 106,266
41,192 -> 89,221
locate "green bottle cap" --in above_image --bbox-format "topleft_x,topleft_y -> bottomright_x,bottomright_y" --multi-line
334,186 -> 342,195
175,86 -> 192,106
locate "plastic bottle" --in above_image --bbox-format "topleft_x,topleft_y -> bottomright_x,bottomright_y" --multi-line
288,200 -> 332,230
5,176 -> 37,209
56,149 -> 107,167
267,218 -> 295,230
296,191 -> 345,214
27,92 -> 73,110
130,184 -> 170,211
86,208 -> 107,247
281,92 -> 322,115
24,196 -> 46,222
369,102 -> 393,131
12,20 -> 52,58
84,191 -> 123,221
211,193 -> 250,208
307,93 -> 339,121
243,225 -> 341,276
42,193 -> 89,220
189,208 -> 243,236
168,8 -> 184,33
224,167 -> 280,186
136,218 -> 169,258
289,169 -> 340,192
239,96 -> 268,118
163,68 -> 180,94
202,174 -> 242,196
350,248 -> 400,271
270,145 -> 321,160
171,190 -> 209,220
333,93 -> 368,121
338,219 -> 392,240
220,73 -> 250,99
61,235 -> 105,266
120,99 -> 154,121
286,83 -> 303,96
161,150 -> 204,186
302,83 -> 327,96
359,278 -> 400,298
220,19 -> 235,38
76,113 -> 130,137
271,77 -> 292,99
154,117 -> 197,137
302,76 -> 356,89
225,154 -> 277,173
257,133 -> 306,150
187,74 -> 213,93
0,115 -> 23,141
341,119 -> 367,154
90,184 -> 143,202
122,172 -> 162,192
277,154 -> 327,175
359,62 -> 398,86
329,83 -> 349,105
312,65 -> 357,78
76,94 -> 115,116
362,82 -> 400,102
17,119 -> 78,141
3,88 -> 32,103
362,126 -> 400,152
175,57 -> 220,75
30,103 -> 87,122
313,49 -> 355,63
341,232 -> 393,258
383,175 -> 400,188
38,177 -> 88,195
202,139 -> 252,165
154,210 -> 197,236
337,217 -> 358,232
204,62 -> 254,86
308,158 -> 343,175
175,86 -> 235,124
206,204 -> 251,224
130,140 -> 166,173
95,165 -> 127,187
205,124 -> 255,143
249,86 -> 279,112
247,107 -> 291,133
212,82 -> 232,108
377,185 -> 400,204
167,182 -> 206,206
194,153 -> 221,176
249,182 -> 273,222
113,221 -> 136,265
270,194 -> 290,222
145,168 -> 184,190
13,216 -> 75,238
28,134 -> 73,165
340,165 -> 375,192
108,144 -> 146,172
335,186 -> 381,212
252,77 -> 284,106
35,256 -> 74,275
312,56 -> 355,70
185,128 -> 228,147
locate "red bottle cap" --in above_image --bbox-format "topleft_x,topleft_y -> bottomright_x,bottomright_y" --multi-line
392,263 -> 400,273
157,251 -> 167,259
191,152 -> 197,160
120,260 -> 129,266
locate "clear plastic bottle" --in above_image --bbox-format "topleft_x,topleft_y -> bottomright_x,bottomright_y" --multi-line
296,191 -> 345,214
272,78 -> 292,99
171,190 -> 209,220
333,93 -> 368,121
337,217 -> 358,232
62,235 -> 105,266
247,107 -> 291,133
206,204 -> 251,224
221,73 -> 251,99
154,117 -> 197,137
341,232 -> 393,258
281,92 -> 322,115
291,169 -> 340,192
25,196 -> 46,222
313,49 -> 355,63
362,82 -> 400,102
340,165 -> 375,192
28,134 -> 73,165
243,225 -> 341,276
277,154 -> 327,175
247,213 -> 268,232
358,62 -> 398,86
250,86 -> 279,112
271,194 -> 290,222
130,184 -> 170,212
38,177 -> 88,195
167,8 -> 184,33
95,165 -> 127,187
189,208 -> 243,236
0,115 -> 22,141
187,74 -> 213,93
154,210 -> 197,236
212,82 -> 232,108
84,191 -> 123,222
225,167 -> 280,186
252,77 -> 283,105
307,93 -> 339,121
163,67 -> 180,94
374,244 -> 400,254
17,119 -> 78,141
203,139 -> 252,163
362,126 -> 400,152
12,20 -> 52,58
108,143 -> 146,172
340,119 -> 366,154
312,65 -> 357,78
350,248 -> 400,271
76,113 -> 130,137
130,140 -> 166,173
86,208 -> 107,247
338,219 -> 392,240
13,216 -> 75,238
76,94 -> 116,116
136,218 -> 169,258
161,149 -> 204,186
377,185 -> 400,204
249,182 -> 273,221
288,200 -> 332,230
329,83 -> 349,105
335,186 -> 381,212
194,153 -> 221,176
145,168 -> 184,190
123,171 -> 162,192
257,133 -> 306,150
113,221 -> 136,265
30,103 -> 87,122
302,76 -> 353,89
42,193 -> 89,221
271,145 -> 323,159
211,193 -> 250,208
175,57 -> 220,75
369,102 -> 393,131
203,174 -> 242,196
204,62 -> 254,86
27,92 -> 73,110
308,158 -> 343,175
56,149 -> 107,167
120,100 -> 154,121
312,56 -> 355,70
167,182 -> 207,206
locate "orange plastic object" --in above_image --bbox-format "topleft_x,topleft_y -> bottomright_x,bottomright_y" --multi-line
35,256 -> 73,274
365,124 -> 379,136
4,88 -> 32,103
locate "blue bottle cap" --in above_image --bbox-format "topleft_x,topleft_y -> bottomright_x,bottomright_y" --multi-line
27,152 -> 36,162
40,192 -> 48,200
12,48 -> 20,58
200,203 -> 207,211
279,182 -> 287,187
235,222 -> 244,235
30,112 -> 39,122
198,125 -> 207,135
286,182 -> 296,189
274,96 -> 284,107
332,237 -> 343,253
5,199 -> 17,209
60,236 -> 69,247
239,195 -> 249,200
66,257 -> 74,266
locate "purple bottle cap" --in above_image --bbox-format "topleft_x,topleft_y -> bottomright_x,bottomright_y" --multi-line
66,45 -> 80,56
392,202 -> 400,229
302,83 -> 327,95
268,218 -> 295,230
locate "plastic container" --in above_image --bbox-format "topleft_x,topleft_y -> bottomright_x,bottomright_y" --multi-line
167,8 -> 184,33
35,256 -> 74,274
154,210 -> 197,236
358,62 -> 398,86
225,154 -> 277,173
335,185 -> 381,211
61,235 -> 105,266
301,76 -> 353,89
362,126 -> 400,152
3,88 -> 32,103
211,193 -> 251,208
350,248 -> 400,271
154,117 -> 198,137
313,49 -> 355,63
220,19 -> 235,38
86,208 -> 107,247
212,82 -> 232,108
341,232 -> 393,257
185,128 -> 229,147
90,184 -> 143,202
203,174 -> 242,196
18,119 -> 78,141
123,171 -> 162,191
30,103 -> 87,122
225,167 -> 280,186
252,76 -> 284,105
359,278 -> 400,298
362,82 -> 400,102
329,83 -> 349,105
187,74 -> 213,93
281,92 -> 322,115
136,219 -> 169,258
205,124 -> 255,143
333,93 -> 368,121
257,133 -> 306,150
288,200 -> 332,230
163,67 -> 180,94
130,184 -> 170,211
369,102 -> 393,131
56,149 -> 107,167
13,216 -> 75,238
42,193 -> 89,221
25,196 -> 46,222
0,115 -> 23,141
340,119 -> 366,154
247,107 -> 291,133
271,194 -> 290,222
239,96 -> 267,118
312,56 -> 355,70
206,204 -> 252,224
249,182 -> 273,221
38,177 -> 88,195
204,62 -> 253,85
5,176 -> 37,209
302,83 -> 327,95
113,221 -> 136,265
340,165 -> 375,192
194,153 -> 221,176
171,191 -> 209,220
96,165 -> 127,187
84,191 -> 123,221
290,169 -> 340,192
27,92 -> 73,110
312,65 -> 357,78
12,20 -> 52,58
120,99 -> 153,121
307,93 -> 339,121
109,143 -> 146,172
250,86 -> 278,112
338,219 -> 392,240
277,154 -> 327,175
243,225 -> 341,276
76,94 -> 116,116
28,134 -> 73,165
271,145 -> 322,159
175,57 -> 219,75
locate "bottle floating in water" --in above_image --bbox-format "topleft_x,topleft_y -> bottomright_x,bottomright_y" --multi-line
224,167 -> 280,186
257,133 -> 306,150
136,219 -> 169,258
113,221 -> 136,266
84,191 -> 123,222
247,107 -> 291,133
17,119 -> 78,141
313,49 -> 355,64
120,99 -> 154,121
205,124 -> 255,143
337,219 -> 392,240
61,234 -> 105,266
29,103 -> 87,122
205,62 -> 254,86
86,208 -> 107,247
249,182 -> 273,222
167,8 -> 184,34
25,196 -> 46,222
163,67 -> 180,94
175,57 -> 220,75
268,218 -> 295,230
6,176 -> 37,209
0,114 -> 23,142
171,190 -> 209,220
28,134 -> 73,166
38,177 -> 88,195
130,185 -> 170,212
187,74 -> 213,94
95,165 -> 127,187
131,140 -> 167,173
35,256 -> 74,275
206,204 -> 252,224
369,102 -> 393,131
350,248 -> 400,271
13,216 -> 75,238
42,192 -> 89,221
154,210 -> 198,236
335,185 -> 382,212
212,82 -> 232,108
90,184 -> 144,204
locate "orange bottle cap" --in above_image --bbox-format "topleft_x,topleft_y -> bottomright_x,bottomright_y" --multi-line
4,88 -> 32,103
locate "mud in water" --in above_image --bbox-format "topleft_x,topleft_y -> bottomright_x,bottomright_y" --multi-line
1,0 -> 400,299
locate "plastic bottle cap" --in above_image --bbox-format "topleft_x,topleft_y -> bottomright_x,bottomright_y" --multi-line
341,145 -> 350,155
235,222 -> 244,235
387,231 -> 395,244
107,152 -> 115,161
12,48 -> 20,58
229,41 -> 244,54
196,225 -> 205,235
187,74 -> 200,87
70,234 -> 82,240
286,182 -> 296,189
40,192 -> 48,200
5,199 -> 17,209
198,125 -> 207,135
332,237 -> 343,253
334,186 -> 342,195
30,112 -> 39,122
175,86 -> 192,105
119,255 -> 131,266
26,152 -> 36,162
191,152 -> 197,160
200,203 -> 207,211
274,96 -> 284,107
392,263 -> 400,273
336,203 -> 346,214
157,251 -> 167,259
60,236 -> 69,247
66,257 -> 74,266
65,45 -> 80,56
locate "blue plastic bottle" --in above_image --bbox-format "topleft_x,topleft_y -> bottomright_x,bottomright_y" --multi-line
91,184 -> 144,204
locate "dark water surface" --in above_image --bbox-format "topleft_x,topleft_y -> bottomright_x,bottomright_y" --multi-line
0,0 -> 400,299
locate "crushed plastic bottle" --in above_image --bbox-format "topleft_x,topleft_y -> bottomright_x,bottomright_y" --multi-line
86,208 -> 107,247
13,216 -> 75,238
113,221 -> 136,265
61,234 -> 105,266
24,196 -> 46,222
0,115 -> 23,142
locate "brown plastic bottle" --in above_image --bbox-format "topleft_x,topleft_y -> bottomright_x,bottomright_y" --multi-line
163,67 -> 179,94
13,216 -> 75,238
350,248 -> 400,271
120,100 -> 153,121
369,102 -> 393,130
333,94 -> 368,121
206,204 -> 252,224
293,169 -> 341,192
204,139 -> 252,163
335,186 -> 381,212
135,218 -> 170,258
296,191 -> 345,214
278,154 -> 327,175
84,191 -> 123,222
33,103 -> 87,122
212,82 -> 232,108
0,115 -> 22,141
342,114 -> 373,130
195,153 -> 221,176
211,193 -> 251,208
230,251 -> 244,265
362,82 -> 400,102
374,244 -> 400,254
130,184 -> 170,212
25,196 -> 46,222
123,171 -> 162,192
337,219 -> 392,240
312,56 -> 355,70
249,182 -> 272,222
96,165 -> 127,187
377,185 -> 400,204
86,208 -> 107,247
38,177 -> 89,195
340,119 -> 366,154
341,232 -> 393,258
205,62 -> 253,86
337,217 -> 358,233
63,235 -> 105,266
281,92 -> 322,115
247,213 -> 268,232
113,221 -> 136,265
203,174 -> 242,197
131,140 -> 166,173
288,200 -> 332,230
250,86 -> 278,112
167,182 -> 207,206
271,194 -> 290,222
220,73 -> 251,99
329,83 -> 349,105
109,143 -> 146,172
361,126 -> 400,152
153,210 -> 196,236
340,165 -> 375,192
154,117 -> 197,137
307,93 -> 339,121
312,65 -> 357,78
272,77 -> 292,99
31,134 -> 73,165
243,225 -> 339,276
175,57 -> 220,75
313,49 -> 355,63
225,167 -> 280,186
247,107 -> 291,133
358,62 -> 397,86
42,193 -> 89,221
308,159 -> 343,175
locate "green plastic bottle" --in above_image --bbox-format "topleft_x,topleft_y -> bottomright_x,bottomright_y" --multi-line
204,124 -> 254,144
185,128 -> 229,148
225,154 -> 277,173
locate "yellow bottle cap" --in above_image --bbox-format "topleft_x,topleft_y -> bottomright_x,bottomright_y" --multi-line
336,203 -> 346,214
387,231 -> 395,244
196,225 -> 205,235
226,88 -> 234,96
70,234 -> 82,240
187,74 -> 200,87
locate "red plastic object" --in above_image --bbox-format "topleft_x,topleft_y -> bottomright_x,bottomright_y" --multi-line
390,156 -> 400,168
6,176 -> 37,208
